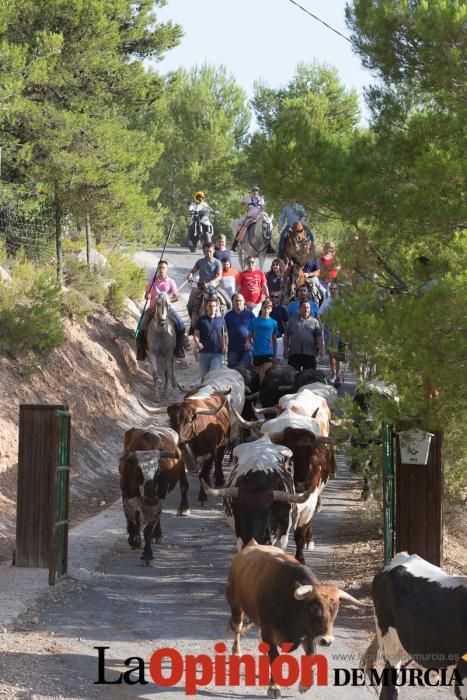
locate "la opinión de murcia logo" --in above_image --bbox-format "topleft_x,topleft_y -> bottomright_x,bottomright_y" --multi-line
94,645 -> 465,695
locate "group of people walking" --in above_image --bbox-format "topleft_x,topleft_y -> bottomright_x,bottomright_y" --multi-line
138,185 -> 344,386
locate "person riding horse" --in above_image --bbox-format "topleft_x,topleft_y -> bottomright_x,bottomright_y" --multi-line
136,259 -> 187,360
186,242 -> 231,333
231,186 -> 275,255
278,194 -> 314,258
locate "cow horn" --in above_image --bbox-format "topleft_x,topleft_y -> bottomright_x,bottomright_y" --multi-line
137,398 -> 168,414
278,385 -> 293,391
294,585 -> 313,600
338,590 -> 368,607
200,478 -> 238,498
130,448 -> 180,462
272,487 -> 312,504
194,398 -> 228,416
252,405 -> 279,415
245,391 -> 259,401
232,407 -> 264,429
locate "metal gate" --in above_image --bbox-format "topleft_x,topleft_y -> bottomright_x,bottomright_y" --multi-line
382,422 -> 395,565
48,409 -> 71,584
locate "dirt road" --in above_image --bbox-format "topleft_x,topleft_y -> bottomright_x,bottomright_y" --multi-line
0,248 -> 451,699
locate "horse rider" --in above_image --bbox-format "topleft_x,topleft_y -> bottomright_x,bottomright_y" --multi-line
278,194 -> 314,259
231,186 -> 274,254
188,191 -> 214,247
136,259 -> 187,360
186,242 -> 224,332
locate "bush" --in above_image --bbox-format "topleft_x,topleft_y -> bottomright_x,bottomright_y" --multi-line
0,258 -> 64,357
104,251 -> 146,317
64,257 -> 106,305
62,288 -> 95,323
105,281 -> 127,317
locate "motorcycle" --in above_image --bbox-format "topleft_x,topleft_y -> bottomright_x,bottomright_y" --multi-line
187,208 -> 218,252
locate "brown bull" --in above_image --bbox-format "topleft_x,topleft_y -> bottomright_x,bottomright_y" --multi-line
226,542 -> 365,698
138,389 -> 231,505
119,427 -> 184,563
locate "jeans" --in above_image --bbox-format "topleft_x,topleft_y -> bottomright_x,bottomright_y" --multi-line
227,350 -> 252,369
170,309 -> 185,332
199,352 -> 224,381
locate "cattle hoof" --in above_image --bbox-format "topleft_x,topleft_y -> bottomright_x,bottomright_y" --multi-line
267,687 -> 281,699
176,507 -> 191,516
154,536 -> 163,545
305,541 -> 315,551
299,683 -> 311,694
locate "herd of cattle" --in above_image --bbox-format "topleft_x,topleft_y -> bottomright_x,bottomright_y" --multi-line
117,366 -> 466,699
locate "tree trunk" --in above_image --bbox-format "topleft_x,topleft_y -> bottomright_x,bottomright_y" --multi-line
85,213 -> 92,267
54,189 -> 63,282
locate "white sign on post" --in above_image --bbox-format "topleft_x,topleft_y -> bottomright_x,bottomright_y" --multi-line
398,429 -> 434,466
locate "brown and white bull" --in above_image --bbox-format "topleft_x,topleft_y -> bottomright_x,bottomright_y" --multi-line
138,387 -> 231,504
118,427 -> 182,564
202,435 -> 311,552
226,542 -> 366,698
253,388 -> 333,436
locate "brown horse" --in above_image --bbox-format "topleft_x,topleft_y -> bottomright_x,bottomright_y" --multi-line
282,222 -> 312,265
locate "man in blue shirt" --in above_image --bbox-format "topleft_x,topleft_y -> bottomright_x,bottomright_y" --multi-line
288,285 -> 319,319
224,293 -> 254,369
193,298 -> 228,381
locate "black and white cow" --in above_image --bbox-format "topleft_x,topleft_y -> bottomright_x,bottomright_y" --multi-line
363,552 -> 467,699
202,435 -> 310,551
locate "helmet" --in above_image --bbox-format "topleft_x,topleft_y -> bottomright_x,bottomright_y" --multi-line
194,191 -> 205,203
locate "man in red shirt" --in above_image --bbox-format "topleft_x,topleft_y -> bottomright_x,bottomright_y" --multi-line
235,256 -> 269,316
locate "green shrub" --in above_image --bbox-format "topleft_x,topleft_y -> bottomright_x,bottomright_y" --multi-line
62,288 -> 95,323
0,262 -> 64,357
104,281 -> 126,316
64,257 -> 106,305
103,251 -> 145,317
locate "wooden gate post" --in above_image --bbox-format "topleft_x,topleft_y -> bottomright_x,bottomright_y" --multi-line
395,430 -> 443,565
16,405 -> 71,584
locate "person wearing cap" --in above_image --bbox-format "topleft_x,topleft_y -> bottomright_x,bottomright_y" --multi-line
231,186 -> 265,252
213,234 -> 232,264
278,194 -> 314,259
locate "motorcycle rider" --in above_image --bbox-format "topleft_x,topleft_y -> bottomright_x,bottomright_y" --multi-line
231,186 -> 274,254
188,191 -> 214,250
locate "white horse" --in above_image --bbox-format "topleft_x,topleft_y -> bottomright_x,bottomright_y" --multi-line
146,292 -> 176,400
238,212 -> 274,270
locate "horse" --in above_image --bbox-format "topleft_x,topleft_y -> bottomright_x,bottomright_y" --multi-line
238,211 -> 274,271
146,292 -> 177,400
282,222 -> 312,266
